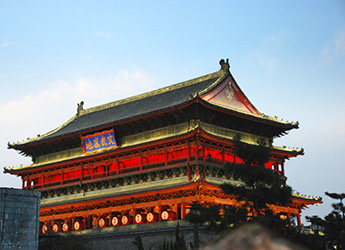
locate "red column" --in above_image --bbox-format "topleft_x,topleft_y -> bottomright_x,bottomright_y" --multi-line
81,164 -> 84,182
281,160 -> 285,176
165,147 -> 168,166
187,164 -> 191,181
181,202 -> 186,219
158,205 -> 163,221
61,170 -> 64,185
297,213 -> 301,227
274,162 -> 278,172
116,157 -> 119,175
196,141 -> 199,161
140,153 -> 143,171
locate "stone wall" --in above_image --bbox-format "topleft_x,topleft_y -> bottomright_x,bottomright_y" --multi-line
0,188 -> 41,250
39,220 -> 216,250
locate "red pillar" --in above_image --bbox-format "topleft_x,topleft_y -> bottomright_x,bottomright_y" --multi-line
196,142 -> 199,161
81,164 -> 84,182
61,170 -> 64,185
297,213 -> 301,227
158,205 -> 163,221
281,160 -> 285,176
165,147 -> 168,166
181,202 -> 186,219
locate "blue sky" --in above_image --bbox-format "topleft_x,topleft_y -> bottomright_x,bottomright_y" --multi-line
1,1 -> 344,223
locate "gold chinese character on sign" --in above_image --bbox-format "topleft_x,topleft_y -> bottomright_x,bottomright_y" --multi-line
93,137 -> 101,148
86,139 -> 93,150
108,134 -> 115,145
101,136 -> 107,147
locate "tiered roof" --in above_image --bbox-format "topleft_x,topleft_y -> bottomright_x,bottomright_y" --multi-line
8,59 -> 298,153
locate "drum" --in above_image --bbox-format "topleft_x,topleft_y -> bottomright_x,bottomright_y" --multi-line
52,223 -> 61,233
121,215 -> 133,225
134,213 -> 146,224
62,223 -> 69,232
111,216 -> 120,226
98,218 -> 109,228
161,211 -> 177,221
73,221 -> 82,231
146,212 -> 159,223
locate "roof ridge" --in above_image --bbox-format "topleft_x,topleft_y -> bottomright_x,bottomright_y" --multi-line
79,70 -> 224,116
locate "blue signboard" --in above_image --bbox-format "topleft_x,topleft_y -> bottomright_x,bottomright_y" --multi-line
82,129 -> 117,154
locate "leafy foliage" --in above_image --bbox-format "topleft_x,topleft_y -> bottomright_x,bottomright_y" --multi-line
221,135 -> 292,222
307,192 -> 345,250
185,202 -> 220,225
185,135 -> 293,239
232,136 -> 271,167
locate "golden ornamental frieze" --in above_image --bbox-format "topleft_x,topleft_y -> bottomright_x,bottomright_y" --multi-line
41,184 -> 202,216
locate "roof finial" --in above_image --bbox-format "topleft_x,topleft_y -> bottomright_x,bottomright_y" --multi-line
219,58 -> 230,72
77,101 -> 84,116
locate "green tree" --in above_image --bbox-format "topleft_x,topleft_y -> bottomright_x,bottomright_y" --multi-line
185,136 -> 293,235
307,192 -> 345,250
220,136 -> 292,227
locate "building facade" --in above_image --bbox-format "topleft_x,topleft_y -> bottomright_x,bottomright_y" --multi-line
4,59 -> 320,235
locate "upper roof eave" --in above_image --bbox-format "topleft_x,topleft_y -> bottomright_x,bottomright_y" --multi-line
8,69 -> 227,150
7,59 -> 299,154
197,97 -> 299,130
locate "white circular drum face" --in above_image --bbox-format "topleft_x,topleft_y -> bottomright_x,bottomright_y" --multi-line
135,214 -> 142,223
147,212 -> 153,222
121,216 -> 128,225
63,223 -> 68,232
112,217 -> 118,226
74,221 -> 80,230
52,224 -> 59,232
161,211 -> 169,220
99,218 -> 105,227
42,225 -> 48,234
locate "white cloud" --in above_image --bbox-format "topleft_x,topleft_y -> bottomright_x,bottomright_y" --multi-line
334,30 -> 345,55
1,40 -> 16,48
256,53 -> 277,69
253,30 -> 291,70
0,69 -> 155,187
321,29 -> 345,57
1,41 -> 9,47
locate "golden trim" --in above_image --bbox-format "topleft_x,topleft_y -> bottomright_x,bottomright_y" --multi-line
79,71 -> 223,116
